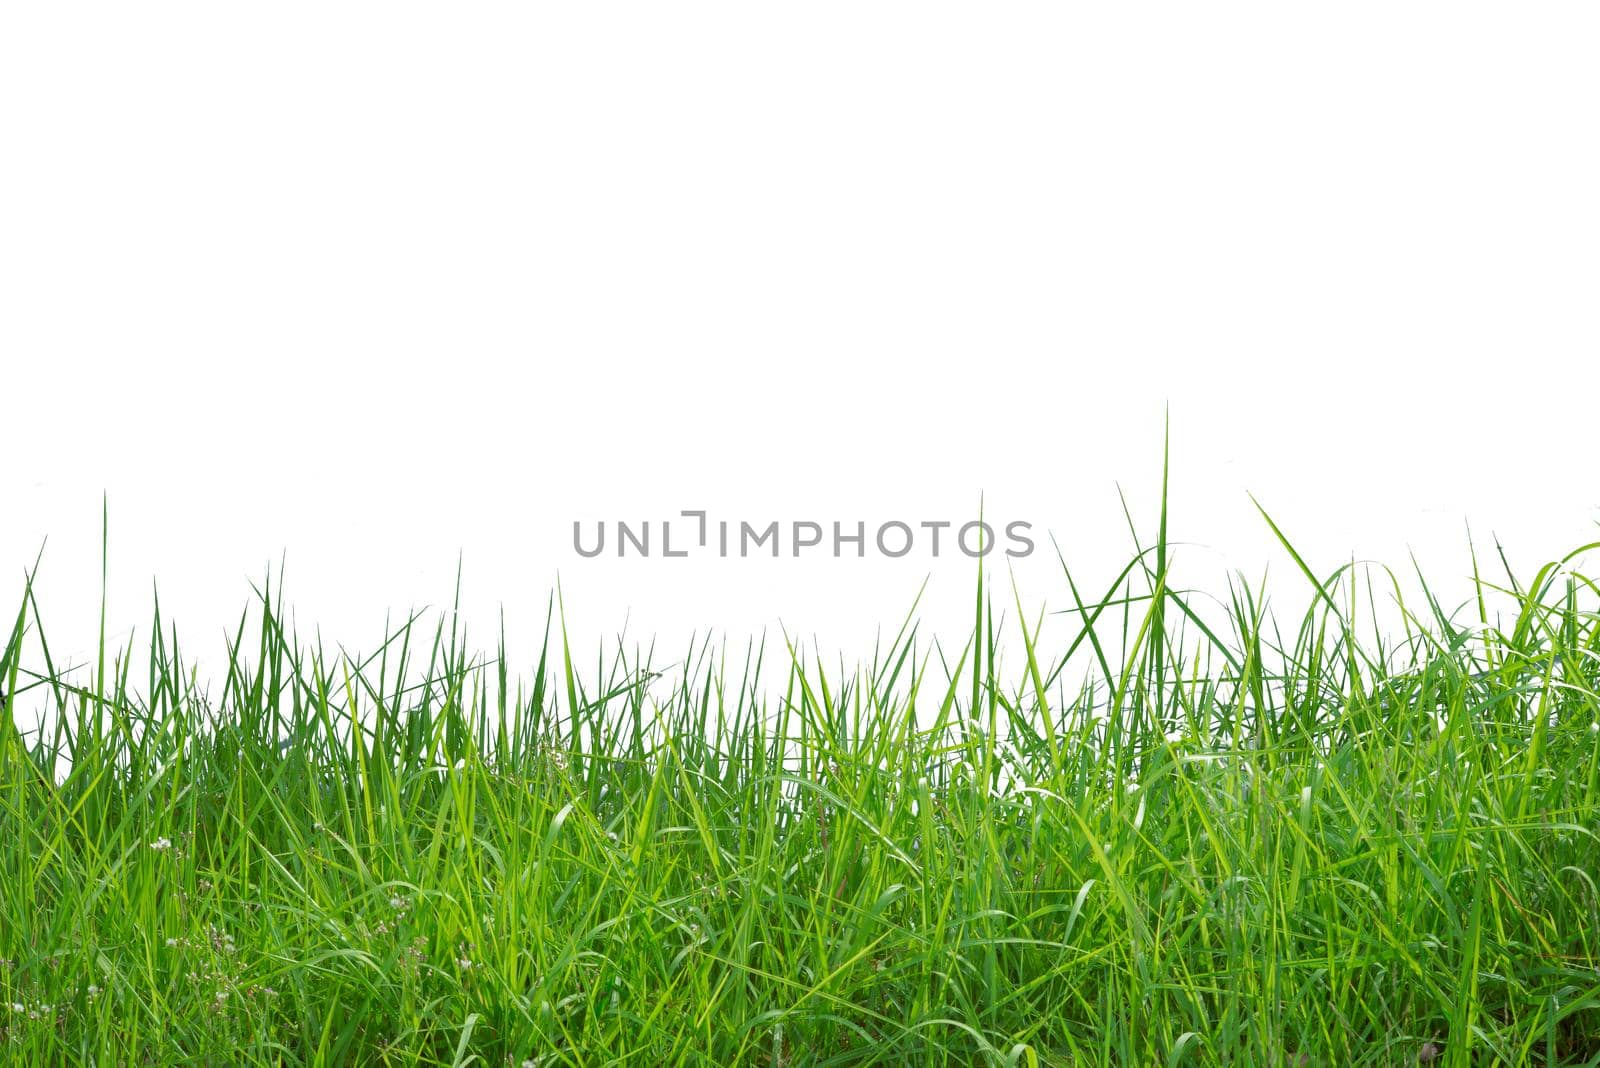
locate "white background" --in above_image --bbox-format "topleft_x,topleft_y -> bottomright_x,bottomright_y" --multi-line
3,5 -> 1598,686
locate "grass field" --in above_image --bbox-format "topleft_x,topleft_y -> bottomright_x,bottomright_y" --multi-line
3,489 -> 1600,1066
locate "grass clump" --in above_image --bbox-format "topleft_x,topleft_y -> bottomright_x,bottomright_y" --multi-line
3,491 -> 1600,1065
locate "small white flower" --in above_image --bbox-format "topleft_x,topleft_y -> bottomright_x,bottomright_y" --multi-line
149,837 -> 172,852
8,1003 -> 23,1013
1123,781 -> 1139,795
165,938 -> 179,947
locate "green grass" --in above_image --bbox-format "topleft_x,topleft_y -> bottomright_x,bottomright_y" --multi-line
3,487 -> 1600,1066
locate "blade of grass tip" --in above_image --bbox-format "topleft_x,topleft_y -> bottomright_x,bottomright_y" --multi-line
1251,495 -> 1366,704
1250,495 -> 1342,620
1467,523 -> 1499,675
96,494 -> 108,738
971,494 -> 985,729
2,574 -> 31,764
871,575 -> 928,695
556,575 -> 579,752
1154,411 -> 1170,735
1009,564 -> 1059,774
